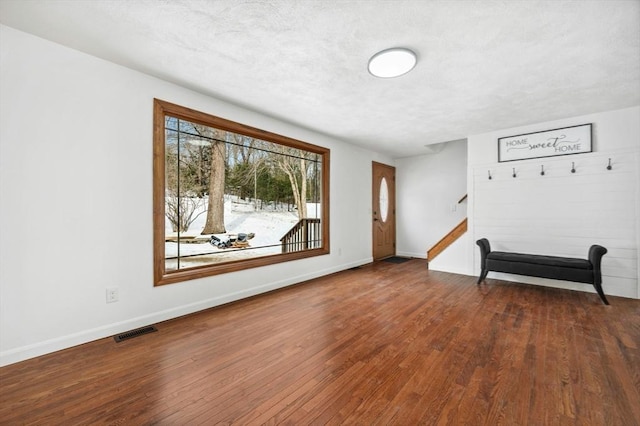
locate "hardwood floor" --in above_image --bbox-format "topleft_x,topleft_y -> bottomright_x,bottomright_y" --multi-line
1,260 -> 639,425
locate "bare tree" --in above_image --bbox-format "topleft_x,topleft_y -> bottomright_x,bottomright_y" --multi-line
200,129 -> 226,234
276,148 -> 309,219
164,134 -> 203,233
165,191 -> 206,232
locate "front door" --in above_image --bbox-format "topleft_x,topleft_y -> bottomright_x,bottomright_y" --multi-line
372,161 -> 396,260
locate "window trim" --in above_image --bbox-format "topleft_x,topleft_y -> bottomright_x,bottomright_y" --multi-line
153,99 -> 330,286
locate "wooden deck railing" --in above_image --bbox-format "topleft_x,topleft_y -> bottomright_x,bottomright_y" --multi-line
280,218 -> 321,253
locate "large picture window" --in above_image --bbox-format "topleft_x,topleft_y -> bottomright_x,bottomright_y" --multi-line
153,99 -> 330,285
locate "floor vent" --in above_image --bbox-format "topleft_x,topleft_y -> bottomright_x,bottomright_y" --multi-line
114,325 -> 158,342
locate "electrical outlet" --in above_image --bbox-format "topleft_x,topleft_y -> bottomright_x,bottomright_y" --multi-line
106,287 -> 119,303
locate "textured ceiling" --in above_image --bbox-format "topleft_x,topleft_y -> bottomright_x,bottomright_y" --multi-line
1,0 -> 639,158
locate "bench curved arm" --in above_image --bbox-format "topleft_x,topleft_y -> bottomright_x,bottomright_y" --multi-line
588,245 -> 609,305
476,238 -> 491,268
588,245 -> 607,274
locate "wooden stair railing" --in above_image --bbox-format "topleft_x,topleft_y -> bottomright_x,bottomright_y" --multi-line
427,218 -> 467,262
280,218 -> 321,253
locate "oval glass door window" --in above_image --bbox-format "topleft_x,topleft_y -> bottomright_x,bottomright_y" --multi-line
379,177 -> 389,223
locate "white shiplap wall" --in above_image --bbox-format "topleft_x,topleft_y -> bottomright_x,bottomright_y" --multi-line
471,149 -> 639,299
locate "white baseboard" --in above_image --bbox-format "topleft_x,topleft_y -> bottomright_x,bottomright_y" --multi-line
395,251 -> 426,259
486,272 -> 638,299
0,258 -> 372,367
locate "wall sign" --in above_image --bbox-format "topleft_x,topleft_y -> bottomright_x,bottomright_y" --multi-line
498,123 -> 592,162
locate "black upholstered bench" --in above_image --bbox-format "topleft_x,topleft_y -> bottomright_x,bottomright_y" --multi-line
476,238 -> 609,305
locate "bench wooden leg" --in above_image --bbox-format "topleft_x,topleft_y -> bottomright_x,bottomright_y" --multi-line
477,269 -> 488,285
593,281 -> 610,305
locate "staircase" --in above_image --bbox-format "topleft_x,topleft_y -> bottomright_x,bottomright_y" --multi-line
427,193 -> 468,262
427,218 -> 468,262
280,218 -> 321,253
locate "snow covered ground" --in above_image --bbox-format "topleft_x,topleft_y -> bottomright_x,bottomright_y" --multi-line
165,196 -> 319,269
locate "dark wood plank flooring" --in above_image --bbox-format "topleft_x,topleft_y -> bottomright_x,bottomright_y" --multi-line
1,260 -> 639,425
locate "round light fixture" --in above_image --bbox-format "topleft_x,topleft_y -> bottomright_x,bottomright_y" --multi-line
368,48 -> 417,78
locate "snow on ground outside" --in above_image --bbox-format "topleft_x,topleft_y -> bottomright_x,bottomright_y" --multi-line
165,196 -> 320,267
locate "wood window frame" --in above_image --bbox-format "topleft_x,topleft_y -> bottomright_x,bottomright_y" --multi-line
153,99 -> 330,286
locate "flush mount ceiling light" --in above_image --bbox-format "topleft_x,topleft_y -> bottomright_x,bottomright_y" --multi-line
368,48 -> 417,78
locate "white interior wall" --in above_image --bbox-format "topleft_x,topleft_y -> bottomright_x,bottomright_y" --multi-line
395,139 -> 468,274
467,106 -> 640,299
0,25 -> 393,366
428,232 -> 471,275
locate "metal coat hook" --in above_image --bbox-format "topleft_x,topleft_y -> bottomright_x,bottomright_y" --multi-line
488,170 -> 492,180
540,165 -> 545,176
512,168 -> 517,178
571,162 -> 576,173
607,158 -> 612,170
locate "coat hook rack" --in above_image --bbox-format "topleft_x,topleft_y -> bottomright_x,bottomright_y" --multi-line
512,168 -> 517,178
540,165 -> 545,176
488,170 -> 492,180
571,162 -> 576,173
607,158 -> 612,170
